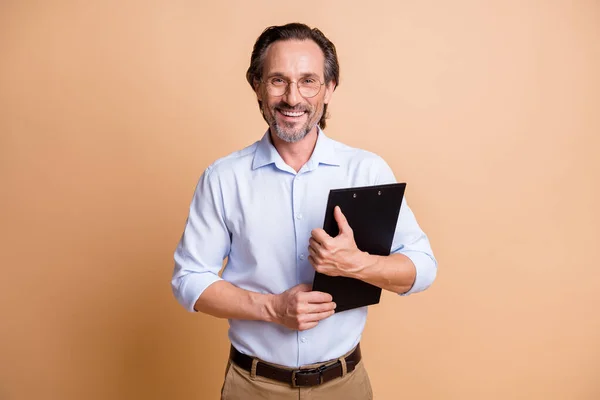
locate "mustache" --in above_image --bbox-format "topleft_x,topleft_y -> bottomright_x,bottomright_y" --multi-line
274,103 -> 309,113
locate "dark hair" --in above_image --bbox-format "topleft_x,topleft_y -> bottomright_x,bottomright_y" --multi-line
246,23 -> 340,130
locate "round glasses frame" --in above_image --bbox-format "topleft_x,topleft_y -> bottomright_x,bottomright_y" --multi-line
261,77 -> 325,98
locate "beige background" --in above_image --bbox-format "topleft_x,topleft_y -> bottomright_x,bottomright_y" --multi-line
1,1 -> 599,399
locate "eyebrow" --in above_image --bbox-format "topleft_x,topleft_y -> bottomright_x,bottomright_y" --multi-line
265,72 -> 322,79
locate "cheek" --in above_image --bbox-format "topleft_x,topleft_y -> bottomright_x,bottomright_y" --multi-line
265,96 -> 280,110
308,99 -> 325,117
263,99 -> 276,114
307,99 -> 321,112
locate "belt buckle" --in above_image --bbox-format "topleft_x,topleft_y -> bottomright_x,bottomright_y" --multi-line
291,364 -> 327,388
291,370 -> 301,388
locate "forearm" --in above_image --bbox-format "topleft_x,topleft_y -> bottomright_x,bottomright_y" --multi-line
194,280 -> 275,322
352,253 -> 416,294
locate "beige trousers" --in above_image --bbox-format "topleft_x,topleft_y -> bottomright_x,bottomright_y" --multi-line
220,351 -> 373,400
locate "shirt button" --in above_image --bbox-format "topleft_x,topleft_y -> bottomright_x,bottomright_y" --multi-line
300,337 -> 307,343
299,254 -> 305,261
296,213 -> 303,220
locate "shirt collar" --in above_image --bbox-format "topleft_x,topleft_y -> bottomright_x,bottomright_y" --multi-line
252,127 -> 341,171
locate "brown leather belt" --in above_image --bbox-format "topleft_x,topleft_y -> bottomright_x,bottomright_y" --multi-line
229,343 -> 362,388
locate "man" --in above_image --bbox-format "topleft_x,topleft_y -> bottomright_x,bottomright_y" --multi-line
172,23 -> 437,399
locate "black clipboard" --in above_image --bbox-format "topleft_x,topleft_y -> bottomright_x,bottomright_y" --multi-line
311,183 -> 406,313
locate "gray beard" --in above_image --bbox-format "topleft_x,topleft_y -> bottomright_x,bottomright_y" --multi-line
272,120 -> 316,143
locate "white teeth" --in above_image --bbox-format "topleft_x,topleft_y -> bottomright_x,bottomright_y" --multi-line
280,110 -> 304,117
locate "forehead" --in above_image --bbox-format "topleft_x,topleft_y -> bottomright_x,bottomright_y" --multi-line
262,39 -> 325,78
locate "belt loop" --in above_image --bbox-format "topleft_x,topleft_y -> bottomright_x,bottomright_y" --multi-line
250,358 -> 258,380
339,356 -> 348,377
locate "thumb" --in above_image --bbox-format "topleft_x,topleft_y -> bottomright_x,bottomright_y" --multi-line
290,283 -> 312,294
334,206 -> 351,235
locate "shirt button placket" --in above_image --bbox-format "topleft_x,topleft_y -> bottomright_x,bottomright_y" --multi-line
292,173 -> 307,361
292,174 -> 304,271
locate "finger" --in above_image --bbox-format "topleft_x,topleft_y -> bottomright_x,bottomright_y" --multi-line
294,301 -> 335,317
334,206 -> 352,235
301,290 -> 333,303
307,245 -> 320,261
310,228 -> 331,245
308,237 -> 323,252
302,309 -> 336,323
306,301 -> 336,314
298,321 -> 319,331
289,283 -> 312,294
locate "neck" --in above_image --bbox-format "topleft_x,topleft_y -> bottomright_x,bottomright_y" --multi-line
269,126 -> 319,172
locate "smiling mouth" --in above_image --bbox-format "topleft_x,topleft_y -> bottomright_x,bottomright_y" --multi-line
278,109 -> 306,118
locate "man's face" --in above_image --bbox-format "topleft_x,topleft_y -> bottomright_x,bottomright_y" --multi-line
256,39 -> 335,143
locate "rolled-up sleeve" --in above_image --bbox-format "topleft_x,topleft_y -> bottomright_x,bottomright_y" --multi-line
374,157 -> 438,295
392,199 -> 437,295
172,167 -> 231,312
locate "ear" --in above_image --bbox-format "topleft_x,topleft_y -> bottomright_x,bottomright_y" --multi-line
323,80 -> 336,104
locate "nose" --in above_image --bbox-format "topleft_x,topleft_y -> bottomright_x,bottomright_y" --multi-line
283,81 -> 301,107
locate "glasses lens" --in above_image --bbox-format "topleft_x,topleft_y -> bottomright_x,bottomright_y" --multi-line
264,78 -> 322,98
298,78 -> 321,97
298,85 -> 320,98
266,78 -> 286,96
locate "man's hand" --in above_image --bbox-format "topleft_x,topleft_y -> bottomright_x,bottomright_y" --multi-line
268,283 -> 336,331
308,206 -> 367,278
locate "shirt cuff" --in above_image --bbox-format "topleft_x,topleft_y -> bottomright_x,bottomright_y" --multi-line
398,251 -> 437,296
174,272 -> 223,312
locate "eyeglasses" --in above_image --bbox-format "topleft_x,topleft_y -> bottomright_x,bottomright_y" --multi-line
261,76 -> 325,98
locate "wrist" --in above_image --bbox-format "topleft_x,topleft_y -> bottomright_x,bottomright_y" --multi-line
262,293 -> 278,323
350,251 -> 378,280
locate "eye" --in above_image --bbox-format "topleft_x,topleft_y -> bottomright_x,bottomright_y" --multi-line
302,78 -> 317,85
270,78 -> 286,86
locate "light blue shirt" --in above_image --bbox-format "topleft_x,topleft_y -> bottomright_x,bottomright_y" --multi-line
172,129 -> 437,367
